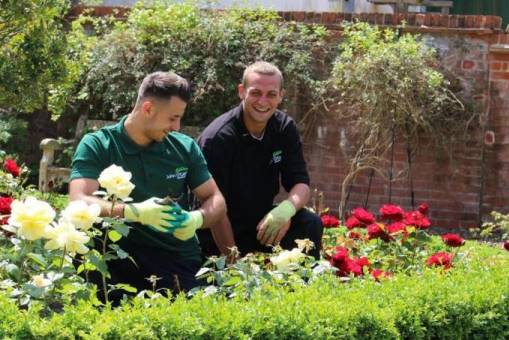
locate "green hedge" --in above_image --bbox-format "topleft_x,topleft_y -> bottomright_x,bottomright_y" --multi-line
0,242 -> 508,339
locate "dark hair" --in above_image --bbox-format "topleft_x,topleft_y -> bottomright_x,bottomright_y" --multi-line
136,71 -> 191,105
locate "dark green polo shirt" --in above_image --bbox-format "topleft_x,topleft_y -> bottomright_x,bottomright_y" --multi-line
71,115 -> 211,261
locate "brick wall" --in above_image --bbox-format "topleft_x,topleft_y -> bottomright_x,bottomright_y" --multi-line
71,7 -> 508,230
287,11 -> 507,231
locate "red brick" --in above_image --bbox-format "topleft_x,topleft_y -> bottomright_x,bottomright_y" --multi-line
440,14 -> 449,27
462,60 -> 475,70
430,13 -> 441,27
384,14 -> 393,26
375,13 -> 385,25
292,11 -> 306,22
367,13 -> 376,25
416,14 -> 425,27
490,62 -> 503,71
491,71 -> 509,81
485,16 -> 502,30
448,15 -> 459,28
465,15 -> 475,28
321,12 -> 336,25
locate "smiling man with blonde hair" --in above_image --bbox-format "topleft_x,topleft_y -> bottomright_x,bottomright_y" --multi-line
197,61 -> 323,260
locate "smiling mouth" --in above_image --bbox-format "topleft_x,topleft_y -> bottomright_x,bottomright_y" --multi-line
254,107 -> 270,113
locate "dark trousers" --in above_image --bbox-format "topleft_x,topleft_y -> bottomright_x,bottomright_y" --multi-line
198,208 -> 323,260
87,238 -> 201,305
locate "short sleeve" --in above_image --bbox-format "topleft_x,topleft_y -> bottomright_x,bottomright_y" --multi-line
186,140 -> 211,190
198,133 -> 232,196
281,119 -> 310,192
70,134 -> 109,180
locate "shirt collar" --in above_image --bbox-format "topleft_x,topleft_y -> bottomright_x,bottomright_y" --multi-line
233,104 -> 275,141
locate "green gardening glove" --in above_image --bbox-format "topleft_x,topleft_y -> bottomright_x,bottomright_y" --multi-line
172,210 -> 203,241
257,200 -> 296,245
124,197 -> 186,233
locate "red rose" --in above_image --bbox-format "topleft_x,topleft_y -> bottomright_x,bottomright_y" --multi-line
379,204 -> 404,221
441,233 -> 465,247
0,216 -> 8,225
503,241 -> 509,251
387,221 -> 407,234
371,269 -> 391,281
321,214 -> 340,228
418,203 -> 429,215
352,208 -> 375,224
330,246 -> 349,268
404,211 -> 431,229
340,258 -> 363,276
345,216 -> 362,229
0,196 -> 13,214
367,223 -> 392,242
354,256 -> 370,268
426,252 -> 453,269
348,231 -> 362,240
3,159 -> 20,177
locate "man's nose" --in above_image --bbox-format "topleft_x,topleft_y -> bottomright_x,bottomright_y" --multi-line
257,95 -> 269,105
171,120 -> 181,131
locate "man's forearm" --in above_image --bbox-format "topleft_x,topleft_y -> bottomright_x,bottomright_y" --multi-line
286,183 -> 310,211
199,190 -> 226,229
69,179 -> 125,217
70,191 -> 125,217
210,215 -> 236,256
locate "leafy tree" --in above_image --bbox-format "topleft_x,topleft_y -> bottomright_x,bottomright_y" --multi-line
0,0 -> 70,113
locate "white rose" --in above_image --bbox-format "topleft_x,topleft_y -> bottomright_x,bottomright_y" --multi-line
8,196 -> 55,241
62,200 -> 101,230
31,274 -> 51,288
97,164 -> 135,199
45,219 -> 90,255
270,248 -> 305,271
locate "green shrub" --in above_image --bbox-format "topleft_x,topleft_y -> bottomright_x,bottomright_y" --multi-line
0,0 -> 69,113
57,1 -> 330,125
0,242 -> 507,339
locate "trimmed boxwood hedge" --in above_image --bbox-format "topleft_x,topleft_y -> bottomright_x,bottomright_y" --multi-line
0,242 -> 508,339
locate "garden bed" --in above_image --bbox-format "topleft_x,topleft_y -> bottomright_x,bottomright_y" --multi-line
0,242 -> 507,339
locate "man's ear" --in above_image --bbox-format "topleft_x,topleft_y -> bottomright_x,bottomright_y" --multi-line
238,83 -> 245,100
141,100 -> 154,116
279,89 -> 285,104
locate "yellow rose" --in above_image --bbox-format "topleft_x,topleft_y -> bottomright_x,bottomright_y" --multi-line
8,196 -> 55,241
45,219 -> 90,255
62,200 -> 101,230
98,164 -> 135,199
31,274 -> 51,288
270,248 -> 305,271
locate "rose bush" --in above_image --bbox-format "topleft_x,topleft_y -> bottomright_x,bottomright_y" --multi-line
0,157 -> 134,309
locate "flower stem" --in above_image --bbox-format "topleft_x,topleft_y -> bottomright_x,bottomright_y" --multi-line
101,195 -> 117,305
59,246 -> 66,272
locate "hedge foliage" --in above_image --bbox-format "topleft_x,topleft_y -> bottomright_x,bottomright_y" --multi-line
51,1 -> 331,125
0,242 -> 507,339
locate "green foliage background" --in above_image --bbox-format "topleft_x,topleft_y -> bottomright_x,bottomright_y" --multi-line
51,1 -> 331,125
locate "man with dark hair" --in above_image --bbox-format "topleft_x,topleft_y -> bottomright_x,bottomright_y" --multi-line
197,61 -> 323,260
69,71 -> 226,300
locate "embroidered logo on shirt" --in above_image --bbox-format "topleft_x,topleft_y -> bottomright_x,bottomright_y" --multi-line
271,150 -> 282,165
166,166 -> 188,180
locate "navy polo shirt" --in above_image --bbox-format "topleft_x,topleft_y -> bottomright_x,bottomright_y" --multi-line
71,115 -> 211,261
197,104 -> 309,232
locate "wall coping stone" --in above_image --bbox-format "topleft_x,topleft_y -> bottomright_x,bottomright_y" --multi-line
67,5 -> 503,33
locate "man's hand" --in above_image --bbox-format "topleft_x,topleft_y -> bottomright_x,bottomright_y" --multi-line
256,200 -> 296,246
124,197 -> 185,233
173,209 -> 204,241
